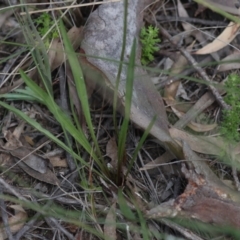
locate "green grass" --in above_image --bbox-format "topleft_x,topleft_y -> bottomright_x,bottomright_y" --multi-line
0,6 -> 158,238
1,1 -> 240,239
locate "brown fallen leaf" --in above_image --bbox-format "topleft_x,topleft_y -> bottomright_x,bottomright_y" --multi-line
194,21 -> 240,54
164,44 -> 193,100
104,203 -> 117,240
15,160 -> 60,185
0,205 -> 27,240
1,129 -> 48,174
169,127 -> 226,155
106,137 -> 118,170
178,0 -> 220,61
177,0 -> 194,32
10,147 -> 48,174
48,156 -> 67,168
171,107 -> 217,132
3,130 -> 22,150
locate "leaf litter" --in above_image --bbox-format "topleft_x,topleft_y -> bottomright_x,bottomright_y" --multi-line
1,0 -> 240,239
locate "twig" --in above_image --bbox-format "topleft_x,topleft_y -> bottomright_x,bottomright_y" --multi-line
156,16 -> 228,26
45,217 -> 74,240
159,25 -> 230,110
20,0 -> 121,15
232,166 -> 240,191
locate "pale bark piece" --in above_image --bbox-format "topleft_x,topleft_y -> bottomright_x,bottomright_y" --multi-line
80,0 -> 178,151
194,21 -> 240,55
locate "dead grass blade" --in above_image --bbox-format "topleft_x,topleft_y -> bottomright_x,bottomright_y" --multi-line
104,203 -> 117,240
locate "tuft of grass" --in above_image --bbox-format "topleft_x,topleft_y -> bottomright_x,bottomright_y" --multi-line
0,9 -> 159,238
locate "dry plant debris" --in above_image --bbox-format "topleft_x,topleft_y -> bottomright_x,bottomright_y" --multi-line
1,0 -> 240,239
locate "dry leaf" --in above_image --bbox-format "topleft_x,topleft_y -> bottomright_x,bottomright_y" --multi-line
48,156 -> 67,168
0,205 -> 27,240
177,0 -> 192,32
187,121 -> 217,132
172,107 -> 217,132
169,127 -> 226,155
10,147 -> 48,174
104,203 -> 117,240
3,130 -> 22,150
176,83 -> 190,101
106,138 -> 118,170
195,21 -> 240,54
80,0 -> 180,152
16,160 -> 60,185
177,0 -> 220,61
24,135 -> 35,146
164,43 -> 194,102
218,52 -> 240,72
2,126 -> 49,175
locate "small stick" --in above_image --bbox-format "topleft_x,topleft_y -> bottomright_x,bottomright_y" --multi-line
159,25 -> 230,110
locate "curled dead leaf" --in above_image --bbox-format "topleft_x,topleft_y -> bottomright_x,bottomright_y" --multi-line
195,22 -> 240,54
172,107 -> 217,132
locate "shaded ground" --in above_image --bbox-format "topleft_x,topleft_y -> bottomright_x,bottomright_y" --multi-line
1,0 -> 240,239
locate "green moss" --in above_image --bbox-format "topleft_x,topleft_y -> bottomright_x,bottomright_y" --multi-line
140,25 -> 160,65
220,73 -> 240,141
35,12 -> 59,47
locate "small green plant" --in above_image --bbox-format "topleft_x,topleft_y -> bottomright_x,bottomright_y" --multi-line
35,12 -> 59,46
140,25 -> 160,65
220,73 -> 240,141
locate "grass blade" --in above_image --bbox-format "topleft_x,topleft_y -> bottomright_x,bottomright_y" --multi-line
117,39 -> 136,181
57,21 -> 108,175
